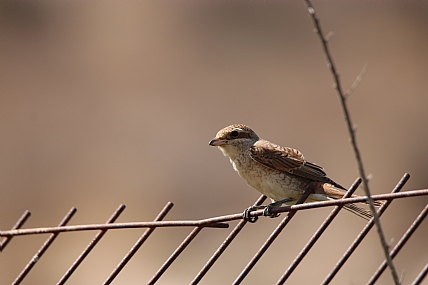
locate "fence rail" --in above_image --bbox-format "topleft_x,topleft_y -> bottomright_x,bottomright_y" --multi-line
2,173 -> 427,284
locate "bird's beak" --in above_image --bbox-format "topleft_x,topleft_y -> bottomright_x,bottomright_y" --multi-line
209,137 -> 227,146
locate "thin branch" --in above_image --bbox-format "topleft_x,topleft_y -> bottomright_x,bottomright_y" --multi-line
345,62 -> 369,98
302,1 -> 401,284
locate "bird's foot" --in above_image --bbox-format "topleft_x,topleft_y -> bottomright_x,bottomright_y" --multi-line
243,198 -> 294,222
243,205 -> 264,223
263,198 -> 294,218
263,204 -> 280,218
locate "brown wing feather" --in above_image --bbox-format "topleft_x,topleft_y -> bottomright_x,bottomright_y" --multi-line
250,140 -> 383,216
250,140 -> 345,189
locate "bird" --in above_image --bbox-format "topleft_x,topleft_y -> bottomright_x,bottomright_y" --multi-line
209,124 -> 380,220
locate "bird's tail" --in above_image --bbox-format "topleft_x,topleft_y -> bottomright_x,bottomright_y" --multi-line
343,203 -> 377,220
322,183 -> 384,220
345,195 -> 384,220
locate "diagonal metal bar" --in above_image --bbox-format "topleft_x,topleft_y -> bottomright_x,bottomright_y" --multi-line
367,203 -> 428,285
190,195 -> 268,285
13,207 -> 77,285
57,204 -> 126,285
0,210 -> 31,251
412,262 -> 428,285
103,202 -> 174,285
233,183 -> 314,285
148,226 -> 203,285
276,178 -> 361,284
322,173 -> 410,285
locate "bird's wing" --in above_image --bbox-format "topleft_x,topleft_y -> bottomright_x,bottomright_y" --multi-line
250,140 -> 343,187
250,140 -> 383,213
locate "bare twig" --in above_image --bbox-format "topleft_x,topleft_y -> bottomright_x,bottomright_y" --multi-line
302,1 -> 401,284
367,203 -> 428,284
322,173 -> 410,284
345,62 -> 369,98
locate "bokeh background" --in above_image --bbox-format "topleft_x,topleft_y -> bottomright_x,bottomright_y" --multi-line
1,1 -> 427,284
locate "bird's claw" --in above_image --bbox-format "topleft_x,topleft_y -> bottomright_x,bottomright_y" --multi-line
263,204 -> 280,218
243,207 -> 259,223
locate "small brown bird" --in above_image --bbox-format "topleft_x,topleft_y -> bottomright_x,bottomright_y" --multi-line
209,124 -> 378,220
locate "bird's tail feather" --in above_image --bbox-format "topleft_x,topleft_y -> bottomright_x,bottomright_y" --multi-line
344,203 -> 377,220
367,199 -> 384,207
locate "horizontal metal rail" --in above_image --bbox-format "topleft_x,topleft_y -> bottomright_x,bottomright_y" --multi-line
2,173 -> 427,285
2,188 -> 427,238
0,218 -> 228,237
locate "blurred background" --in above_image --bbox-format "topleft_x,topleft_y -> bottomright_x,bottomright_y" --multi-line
1,1 -> 427,284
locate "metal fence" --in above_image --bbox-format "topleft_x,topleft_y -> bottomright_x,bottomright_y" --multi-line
1,173 -> 427,284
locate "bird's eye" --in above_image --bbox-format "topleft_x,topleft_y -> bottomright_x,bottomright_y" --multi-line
230,130 -> 239,138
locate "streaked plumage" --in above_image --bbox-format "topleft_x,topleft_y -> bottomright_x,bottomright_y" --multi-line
209,124 -> 379,219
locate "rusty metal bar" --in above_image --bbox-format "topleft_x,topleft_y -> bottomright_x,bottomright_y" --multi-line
13,207 -> 77,285
322,173 -> 410,284
0,210 -> 31,251
103,202 -> 174,285
198,188 -> 428,226
1,216 -> 228,237
367,203 -> 428,285
190,195 -> 268,285
233,184 -> 314,285
148,226 -> 203,285
3,187 -> 427,238
2,174 -> 425,284
267,189 -> 426,217
276,178 -> 361,284
57,204 -> 126,285
412,263 -> 428,285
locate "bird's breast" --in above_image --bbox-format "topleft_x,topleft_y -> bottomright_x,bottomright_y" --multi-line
231,154 -> 311,202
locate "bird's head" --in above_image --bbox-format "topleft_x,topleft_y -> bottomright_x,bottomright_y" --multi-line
209,124 -> 259,160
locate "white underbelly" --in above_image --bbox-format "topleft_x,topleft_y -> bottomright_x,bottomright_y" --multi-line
233,159 -> 330,204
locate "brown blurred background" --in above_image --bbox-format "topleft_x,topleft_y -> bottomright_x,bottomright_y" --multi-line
1,1 -> 427,284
